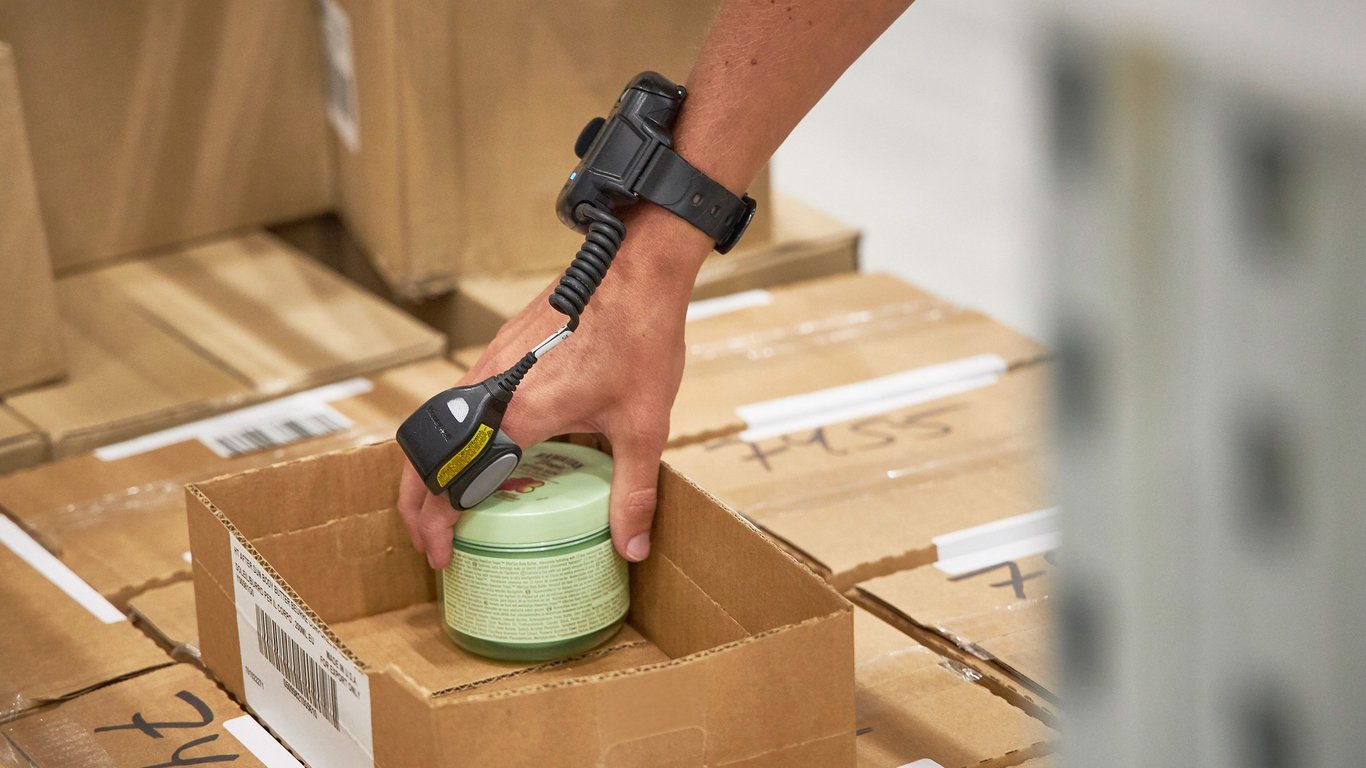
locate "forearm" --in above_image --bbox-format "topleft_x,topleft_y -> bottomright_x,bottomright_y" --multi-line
615,0 -> 913,284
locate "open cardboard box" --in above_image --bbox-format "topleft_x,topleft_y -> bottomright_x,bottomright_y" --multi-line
188,440 -> 854,767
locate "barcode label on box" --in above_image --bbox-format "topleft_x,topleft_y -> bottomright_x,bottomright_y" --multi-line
320,0 -> 360,151
232,536 -> 373,768
200,405 -> 353,458
255,605 -> 341,729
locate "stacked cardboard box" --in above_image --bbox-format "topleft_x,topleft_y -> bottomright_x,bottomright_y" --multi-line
432,195 -> 860,348
0,359 -> 464,607
0,1 -> 332,268
2,664 -> 299,768
855,544 -> 1058,721
0,43 -> 63,397
320,0 -> 769,298
851,607 -> 1053,767
0,232 -> 445,468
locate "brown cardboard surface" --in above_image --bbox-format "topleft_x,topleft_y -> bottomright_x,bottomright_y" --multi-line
92,231 -> 444,394
329,0 -> 766,299
0,1 -> 331,269
855,552 -> 1058,710
0,542 -> 169,716
2,664 -> 279,767
4,231 -> 445,458
128,581 -> 200,657
0,406 -> 44,476
0,43 -> 63,396
664,366 -> 1052,589
188,440 -> 853,767
0,359 -> 462,605
430,194 -> 859,348
670,273 -> 1048,446
852,608 -> 1053,768
4,267 -> 251,458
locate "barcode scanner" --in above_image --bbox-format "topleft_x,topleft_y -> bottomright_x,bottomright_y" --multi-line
396,71 -> 757,510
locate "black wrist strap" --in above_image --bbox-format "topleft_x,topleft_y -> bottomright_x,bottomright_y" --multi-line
635,148 -> 756,254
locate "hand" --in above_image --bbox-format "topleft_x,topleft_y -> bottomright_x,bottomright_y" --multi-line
398,208 -> 711,570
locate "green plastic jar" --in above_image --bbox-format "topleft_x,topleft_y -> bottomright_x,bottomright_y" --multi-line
437,442 -> 628,662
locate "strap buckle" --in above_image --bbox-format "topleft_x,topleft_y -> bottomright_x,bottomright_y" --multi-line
716,194 -> 757,254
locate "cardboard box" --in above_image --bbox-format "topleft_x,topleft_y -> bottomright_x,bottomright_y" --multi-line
664,366 -> 1052,590
188,440 -> 853,767
324,0 -> 771,298
0,43 -> 63,396
3,231 -> 444,457
0,406 -> 44,476
0,359 -> 464,604
855,548 -> 1058,721
0,1 -> 332,269
453,273 -> 1049,447
427,194 -> 859,348
0,517 -> 170,718
129,581 -> 201,659
852,607 -> 1053,768
2,663 -> 300,768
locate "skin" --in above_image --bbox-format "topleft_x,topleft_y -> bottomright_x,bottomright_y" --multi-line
400,0 -> 915,570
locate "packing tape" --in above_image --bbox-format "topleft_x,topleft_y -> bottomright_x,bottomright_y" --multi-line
933,508 -> 1061,577
736,354 -> 1006,442
0,516 -> 123,623
688,300 -> 964,365
685,289 -> 774,322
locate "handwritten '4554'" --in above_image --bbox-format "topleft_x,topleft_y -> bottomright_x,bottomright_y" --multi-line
703,403 -> 967,473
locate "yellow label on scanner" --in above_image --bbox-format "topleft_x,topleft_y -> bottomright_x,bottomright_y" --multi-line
437,423 -> 494,487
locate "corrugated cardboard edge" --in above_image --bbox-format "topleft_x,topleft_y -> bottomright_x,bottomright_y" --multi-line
848,587 -> 1058,727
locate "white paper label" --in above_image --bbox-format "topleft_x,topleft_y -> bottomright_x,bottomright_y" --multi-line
736,354 -> 1007,442
320,0 -> 360,151
898,761 -> 947,768
95,378 -> 371,461
933,507 -> 1061,576
685,289 -> 774,322
222,716 -> 305,768
231,536 -> 373,768
0,516 -> 125,624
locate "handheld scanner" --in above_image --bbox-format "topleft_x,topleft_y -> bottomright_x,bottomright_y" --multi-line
395,377 -> 522,510
555,72 -> 686,230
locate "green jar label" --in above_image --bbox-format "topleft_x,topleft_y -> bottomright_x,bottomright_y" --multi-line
442,539 -> 628,644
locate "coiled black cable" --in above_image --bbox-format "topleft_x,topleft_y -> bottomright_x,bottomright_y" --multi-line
492,203 -> 625,397
548,204 -> 626,331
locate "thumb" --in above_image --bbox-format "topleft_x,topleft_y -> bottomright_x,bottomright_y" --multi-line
607,434 -> 665,563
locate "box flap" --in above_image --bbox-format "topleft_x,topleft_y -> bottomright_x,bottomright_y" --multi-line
0,359 -> 460,602
853,608 -> 1052,768
0,2 -> 331,268
5,268 -> 251,457
856,551 -> 1058,703
665,365 -> 1051,589
128,581 -> 200,657
0,42 -> 64,396
2,663 -> 297,768
93,232 -> 443,394
0,518 -> 169,715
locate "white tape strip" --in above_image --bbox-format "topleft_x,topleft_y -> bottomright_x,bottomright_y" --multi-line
898,760 -> 947,768
95,378 -> 373,461
736,354 -> 1007,442
685,289 -> 774,322
223,716 -> 305,768
0,516 -> 124,624
933,508 -> 1061,576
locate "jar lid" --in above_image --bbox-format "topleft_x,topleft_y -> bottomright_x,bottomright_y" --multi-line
453,442 -> 614,548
